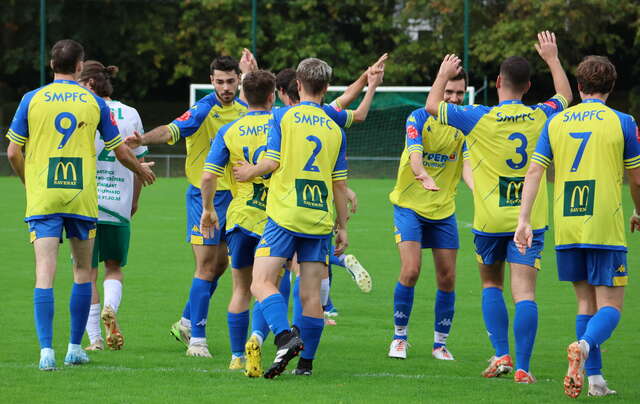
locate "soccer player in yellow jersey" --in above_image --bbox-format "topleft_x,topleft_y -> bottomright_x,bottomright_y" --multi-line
515,56 -> 640,398
426,32 -> 573,383
199,70 -> 276,373
126,52 -> 254,357
5,39 -> 155,371
387,69 -> 473,362
234,58 -> 349,379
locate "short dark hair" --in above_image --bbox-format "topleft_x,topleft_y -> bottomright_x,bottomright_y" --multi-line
576,56 -> 617,95
276,68 -> 299,103
79,60 -> 119,97
499,56 -> 530,91
296,58 -> 332,95
51,39 -> 84,74
450,67 -> 468,88
243,70 -> 276,107
210,56 -> 240,75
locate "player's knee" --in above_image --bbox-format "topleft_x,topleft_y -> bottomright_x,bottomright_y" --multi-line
399,264 -> 420,286
437,271 -> 455,291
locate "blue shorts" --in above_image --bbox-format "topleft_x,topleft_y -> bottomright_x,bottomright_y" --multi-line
27,216 -> 97,243
556,248 -> 628,286
185,185 -> 232,245
393,205 -> 459,249
474,232 -> 544,269
256,218 -> 330,263
227,227 -> 260,269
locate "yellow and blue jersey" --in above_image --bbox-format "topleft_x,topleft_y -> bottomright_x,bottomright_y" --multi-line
389,108 -> 465,220
6,79 -> 122,221
264,101 -> 348,236
274,102 -> 354,128
167,92 -> 247,190
438,95 -> 568,235
532,99 -> 640,251
204,110 -> 271,237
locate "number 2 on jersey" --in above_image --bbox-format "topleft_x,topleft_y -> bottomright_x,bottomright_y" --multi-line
506,132 -> 528,170
303,135 -> 322,172
568,132 -> 591,172
55,112 -> 78,149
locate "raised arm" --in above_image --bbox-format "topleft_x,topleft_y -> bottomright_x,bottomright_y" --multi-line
535,31 -> 573,105
238,48 -> 258,105
334,53 -> 388,109
425,54 -> 462,116
351,65 -> 385,123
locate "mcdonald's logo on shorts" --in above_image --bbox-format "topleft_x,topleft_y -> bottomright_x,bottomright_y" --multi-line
498,176 -> 524,207
563,180 -> 595,216
295,179 -> 328,211
47,157 -> 83,189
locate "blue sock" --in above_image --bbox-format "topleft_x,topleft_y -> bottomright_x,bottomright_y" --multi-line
251,302 -> 270,341
576,314 -> 601,376
329,254 -> 345,268
514,300 -> 537,372
581,306 -> 620,348
393,282 -> 414,340
69,282 -> 92,345
182,300 -> 190,321
292,277 -> 303,327
228,310 -> 249,357
190,278 -> 213,338
434,290 -> 455,348
260,293 -> 290,337
482,287 -> 509,357
279,269 -> 291,309
34,288 -> 54,349
300,315 -> 324,360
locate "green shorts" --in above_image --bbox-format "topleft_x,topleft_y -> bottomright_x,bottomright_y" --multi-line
92,223 -> 131,268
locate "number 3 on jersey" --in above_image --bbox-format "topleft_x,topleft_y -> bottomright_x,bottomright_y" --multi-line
303,135 -> 322,172
506,132 -> 528,170
55,112 -> 78,149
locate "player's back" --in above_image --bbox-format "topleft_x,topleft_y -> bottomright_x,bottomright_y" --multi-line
441,98 -> 566,234
217,111 -> 271,236
537,100 -> 637,249
95,100 -> 147,224
266,101 -> 347,236
18,80 -> 109,220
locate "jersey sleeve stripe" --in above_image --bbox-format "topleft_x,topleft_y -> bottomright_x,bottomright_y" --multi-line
552,94 -> 569,109
531,153 -> 551,167
407,144 -> 423,154
203,163 -> 225,176
332,171 -> 348,180
438,101 -> 448,125
6,130 -> 27,145
265,150 -> 280,162
167,123 -> 180,145
345,110 -> 354,128
463,151 -> 471,160
104,135 -> 124,151
624,156 -> 640,169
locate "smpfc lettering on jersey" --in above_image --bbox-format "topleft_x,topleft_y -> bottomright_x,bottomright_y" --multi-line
239,123 -> 270,136
496,112 -> 534,123
562,110 -> 605,122
293,112 -> 333,129
44,91 -> 88,103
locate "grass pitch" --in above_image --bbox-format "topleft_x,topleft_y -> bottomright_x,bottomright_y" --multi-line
1,177 -> 639,403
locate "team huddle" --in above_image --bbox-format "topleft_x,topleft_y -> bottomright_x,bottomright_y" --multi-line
6,31 -> 640,398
